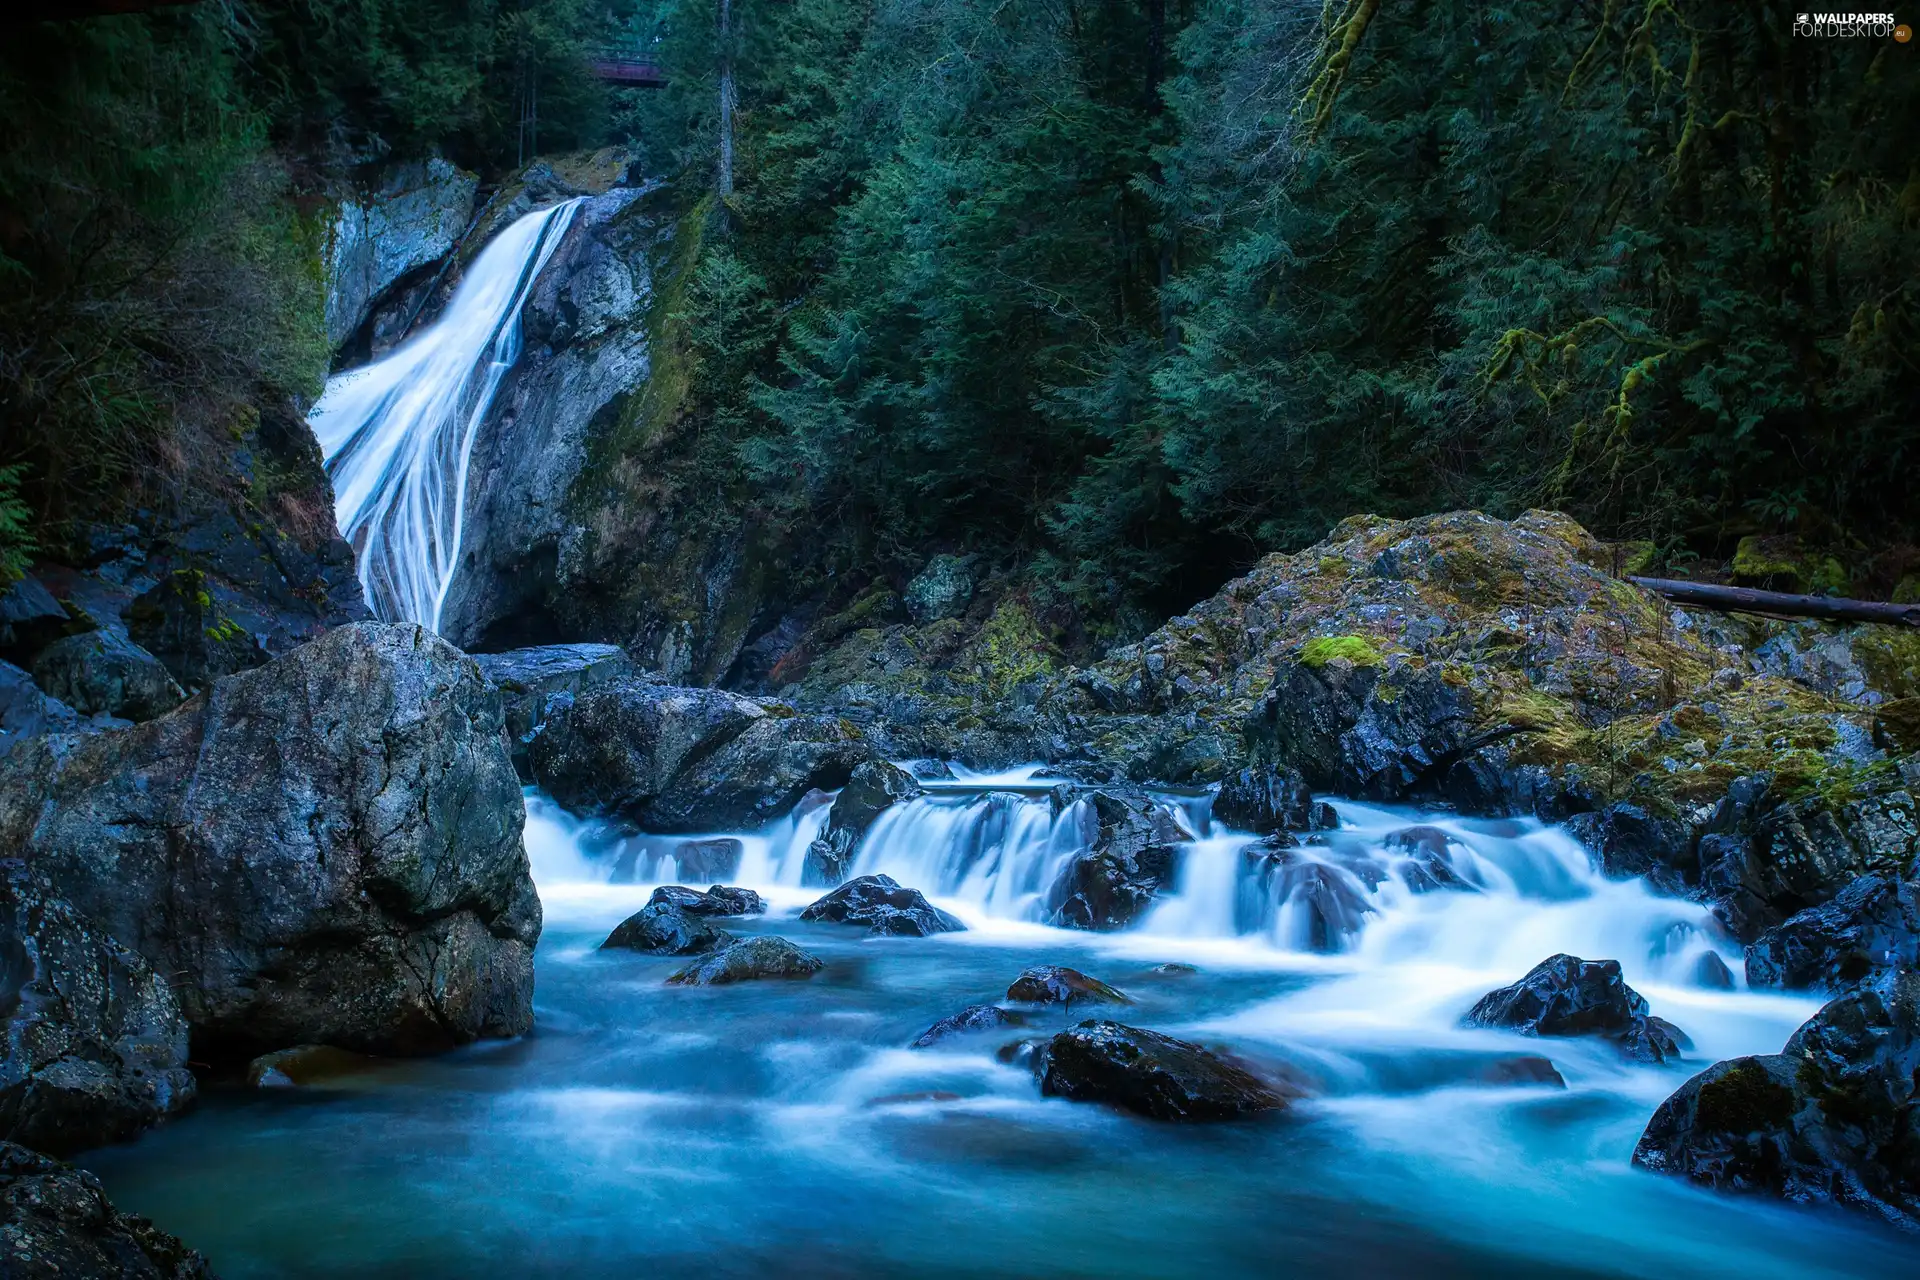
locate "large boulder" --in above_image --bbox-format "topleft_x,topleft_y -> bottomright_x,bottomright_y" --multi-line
1464,955 -> 1689,1064
802,760 -> 921,887
0,863 -> 195,1155
600,903 -> 732,955
0,622 -> 539,1062
472,642 -> 631,778
1034,1020 -> 1289,1121
641,714 -> 871,832
1211,765 -> 1334,835
1045,790 -> 1187,930
30,631 -> 184,722
0,662 -> 79,759
0,1141 -> 213,1278
799,874 -> 964,937
528,679 -> 767,820
1745,875 -> 1920,993
1632,968 -> 1920,1229
665,936 -> 824,986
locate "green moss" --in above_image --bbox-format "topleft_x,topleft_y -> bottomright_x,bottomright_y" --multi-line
1300,635 -> 1384,669
1731,535 -> 1849,595
1695,1060 -> 1796,1133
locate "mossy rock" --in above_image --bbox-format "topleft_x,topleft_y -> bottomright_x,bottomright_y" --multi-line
1300,635 -> 1383,669
1695,1059 -> 1797,1132
1731,535 -> 1849,596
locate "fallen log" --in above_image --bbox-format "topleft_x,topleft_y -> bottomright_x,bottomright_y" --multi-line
1628,577 -> 1920,628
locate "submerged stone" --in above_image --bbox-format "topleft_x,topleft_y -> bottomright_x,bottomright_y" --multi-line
911,1005 -> 1027,1049
1036,1020 -> 1288,1121
1006,965 -> 1130,1007
665,936 -> 824,986
246,1045 -> 380,1089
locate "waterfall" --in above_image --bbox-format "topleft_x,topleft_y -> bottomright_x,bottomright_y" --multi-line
310,199 -> 585,629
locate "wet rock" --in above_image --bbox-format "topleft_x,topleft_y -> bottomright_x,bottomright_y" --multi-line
1475,1055 -> 1568,1089
799,874 -> 964,937
1242,843 -> 1376,951
1006,965 -> 1131,1008
0,577 -> 72,663
1035,1020 -> 1288,1121
1464,954 -> 1688,1064
30,631 -> 185,722
125,568 -> 269,690
1693,951 -> 1737,990
1632,969 -> 1920,1228
0,661 -> 79,758
803,760 -> 922,887
1745,875 -> 1920,993
0,622 -> 539,1062
641,713 -> 872,833
665,936 -> 824,986
904,555 -> 975,625
672,837 -> 744,882
911,1005 -> 1027,1048
1564,803 -> 1692,894
1148,962 -> 1199,976
324,155 -> 480,349
601,903 -> 734,955
472,642 -> 631,778
1212,765 -> 1334,835
0,863 -> 195,1155
528,678 -> 767,822
648,884 -> 766,917
246,1045 -> 379,1089
1382,825 -> 1479,894
995,1037 -> 1054,1074
1045,790 -> 1187,931
0,1141 -> 213,1278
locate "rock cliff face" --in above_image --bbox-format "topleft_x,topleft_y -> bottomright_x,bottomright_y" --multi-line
0,623 -> 539,1062
324,156 -> 481,354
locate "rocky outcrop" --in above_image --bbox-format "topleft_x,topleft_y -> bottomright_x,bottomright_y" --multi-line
1745,876 -> 1920,992
1045,790 -> 1187,930
648,885 -> 765,917
0,1142 -> 213,1278
803,760 -> 921,887
665,937 -> 823,986
799,875 -> 964,937
911,1004 -> 1026,1048
1006,965 -> 1130,1007
29,631 -> 183,723
0,622 -> 539,1062
472,642 -> 631,777
601,903 -> 732,955
642,713 -> 869,832
1211,765 -> 1335,835
1033,1020 -> 1289,1121
1633,968 -> 1920,1229
528,679 -> 767,818
325,156 -> 480,352
904,555 -> 976,625
1464,955 -> 1689,1064
0,864 -> 195,1155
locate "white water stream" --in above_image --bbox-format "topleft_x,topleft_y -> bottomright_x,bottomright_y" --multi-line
310,199 -> 584,627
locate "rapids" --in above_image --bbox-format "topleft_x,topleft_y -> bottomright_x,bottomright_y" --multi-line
309,200 -> 584,628
81,777 -> 1920,1277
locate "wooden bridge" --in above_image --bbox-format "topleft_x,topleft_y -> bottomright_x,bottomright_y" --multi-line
590,54 -> 667,88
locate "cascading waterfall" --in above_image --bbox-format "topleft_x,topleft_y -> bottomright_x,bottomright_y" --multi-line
310,199 -> 584,628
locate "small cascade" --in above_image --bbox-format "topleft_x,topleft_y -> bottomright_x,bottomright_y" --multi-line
310,199 -> 585,628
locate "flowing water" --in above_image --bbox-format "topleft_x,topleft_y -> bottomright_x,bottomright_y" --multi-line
309,200 -> 583,628
82,779 -> 1920,1278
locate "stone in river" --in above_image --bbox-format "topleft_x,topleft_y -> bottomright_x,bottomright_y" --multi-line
648,884 -> 767,917
800,874 -> 965,937
1006,964 -> 1131,1008
911,1005 -> 1027,1048
1035,1020 -> 1289,1121
665,936 -> 824,986
602,903 -> 734,955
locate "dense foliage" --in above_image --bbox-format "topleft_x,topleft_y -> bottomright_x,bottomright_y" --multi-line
624,0 -> 1920,622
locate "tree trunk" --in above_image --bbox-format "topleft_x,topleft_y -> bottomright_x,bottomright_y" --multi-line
1628,577 -> 1920,628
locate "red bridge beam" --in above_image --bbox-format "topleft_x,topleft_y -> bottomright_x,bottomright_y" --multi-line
590,56 -> 667,87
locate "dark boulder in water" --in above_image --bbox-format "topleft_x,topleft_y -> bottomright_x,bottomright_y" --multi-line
1475,1055 -> 1567,1089
1744,874 -> 1920,993
1045,790 -> 1186,931
602,903 -> 734,955
1006,965 -> 1130,1008
800,874 -> 964,937
1693,951 -> 1736,990
0,1141 -> 213,1278
1212,765 -> 1334,835
804,760 -> 922,887
648,885 -> 766,917
1035,1020 -> 1289,1121
1242,842 -> 1377,951
1383,825 -> 1479,893
29,631 -> 184,723
0,863 -> 196,1155
672,837 -> 744,882
1464,954 -> 1689,1064
0,622 -> 540,1062
912,1005 -> 1027,1048
666,936 -> 824,985
1633,968 -> 1920,1228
